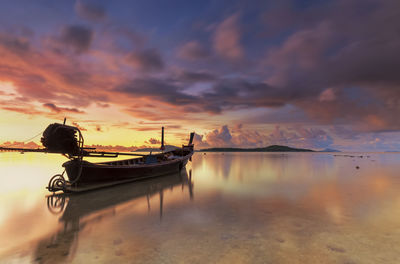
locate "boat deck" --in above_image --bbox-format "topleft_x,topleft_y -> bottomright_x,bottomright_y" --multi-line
95,150 -> 189,167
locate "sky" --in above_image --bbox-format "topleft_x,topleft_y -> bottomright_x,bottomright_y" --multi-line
0,0 -> 399,151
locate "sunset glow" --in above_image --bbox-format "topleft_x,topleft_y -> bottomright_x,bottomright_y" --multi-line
0,0 -> 399,151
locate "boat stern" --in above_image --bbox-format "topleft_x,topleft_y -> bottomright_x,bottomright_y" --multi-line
62,159 -> 85,182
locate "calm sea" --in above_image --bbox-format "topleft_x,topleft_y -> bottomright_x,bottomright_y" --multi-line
0,152 -> 399,263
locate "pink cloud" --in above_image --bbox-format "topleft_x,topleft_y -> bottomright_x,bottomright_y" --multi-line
213,13 -> 243,60
319,88 -> 336,102
205,125 -> 233,147
178,41 -> 210,60
0,141 -> 40,148
196,125 -> 334,150
126,49 -> 164,72
146,138 -> 161,145
75,0 -> 107,22
71,122 -> 87,131
192,133 -> 209,148
0,0 -> 399,140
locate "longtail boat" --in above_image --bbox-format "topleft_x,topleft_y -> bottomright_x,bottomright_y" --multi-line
38,170 -> 193,262
0,119 -> 195,193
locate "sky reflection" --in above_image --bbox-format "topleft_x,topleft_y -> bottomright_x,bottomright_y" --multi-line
0,152 -> 400,263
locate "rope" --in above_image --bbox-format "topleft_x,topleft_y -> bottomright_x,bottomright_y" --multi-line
2,130 -> 44,147
65,129 -> 85,186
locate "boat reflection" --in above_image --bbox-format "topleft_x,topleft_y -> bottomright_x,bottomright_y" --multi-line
33,169 -> 193,263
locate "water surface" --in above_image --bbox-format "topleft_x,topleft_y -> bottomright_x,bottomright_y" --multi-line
0,152 -> 400,263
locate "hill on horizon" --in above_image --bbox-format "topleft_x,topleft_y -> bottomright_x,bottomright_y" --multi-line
199,145 -> 314,152
319,148 -> 341,152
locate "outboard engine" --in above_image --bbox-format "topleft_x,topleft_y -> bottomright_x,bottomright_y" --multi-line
41,123 -> 81,154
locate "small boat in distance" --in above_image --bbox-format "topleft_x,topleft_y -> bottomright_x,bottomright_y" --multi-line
0,119 -> 195,193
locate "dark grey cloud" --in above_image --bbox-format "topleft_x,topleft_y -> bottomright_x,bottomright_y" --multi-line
126,49 -> 164,72
178,41 -> 210,60
61,25 -> 93,53
204,79 -> 285,108
0,33 -> 30,55
178,71 -> 217,83
75,0 -> 107,22
43,103 -> 85,114
244,105 -> 311,124
116,76 -> 286,115
116,78 -> 196,106
115,0 -> 398,132
259,0 -> 400,131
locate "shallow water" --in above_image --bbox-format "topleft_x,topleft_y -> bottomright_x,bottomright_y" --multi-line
0,152 -> 400,263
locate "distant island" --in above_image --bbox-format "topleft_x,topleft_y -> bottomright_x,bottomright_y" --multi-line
199,145 -> 314,152
134,144 -> 343,153
319,148 -> 341,152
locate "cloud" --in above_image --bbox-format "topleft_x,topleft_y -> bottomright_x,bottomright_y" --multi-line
287,126 -> 333,149
0,29 -> 113,115
204,125 -> 233,147
135,125 -> 182,131
116,76 -> 291,117
258,0 -> 400,131
0,33 -> 30,55
234,123 -> 243,130
71,122 -> 87,131
96,102 -> 109,108
177,70 -> 217,83
75,0 -> 107,22
0,0 -> 399,142
192,133 -> 209,148
1,105 -> 43,116
43,103 -> 85,114
178,41 -> 210,60
208,79 -> 283,108
126,49 -> 164,72
213,13 -> 243,60
196,125 -> 334,149
115,78 -> 198,107
146,138 -> 161,145
84,144 -> 139,152
115,77 -> 281,115
265,125 -> 334,149
60,25 -> 93,53
0,141 -> 40,148
319,88 -> 336,102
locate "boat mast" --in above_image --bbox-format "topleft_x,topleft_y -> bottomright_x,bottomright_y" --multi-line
160,126 -> 165,152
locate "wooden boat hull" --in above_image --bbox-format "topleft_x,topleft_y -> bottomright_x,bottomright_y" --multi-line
41,170 -> 193,261
62,149 -> 193,185
53,169 -> 191,219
